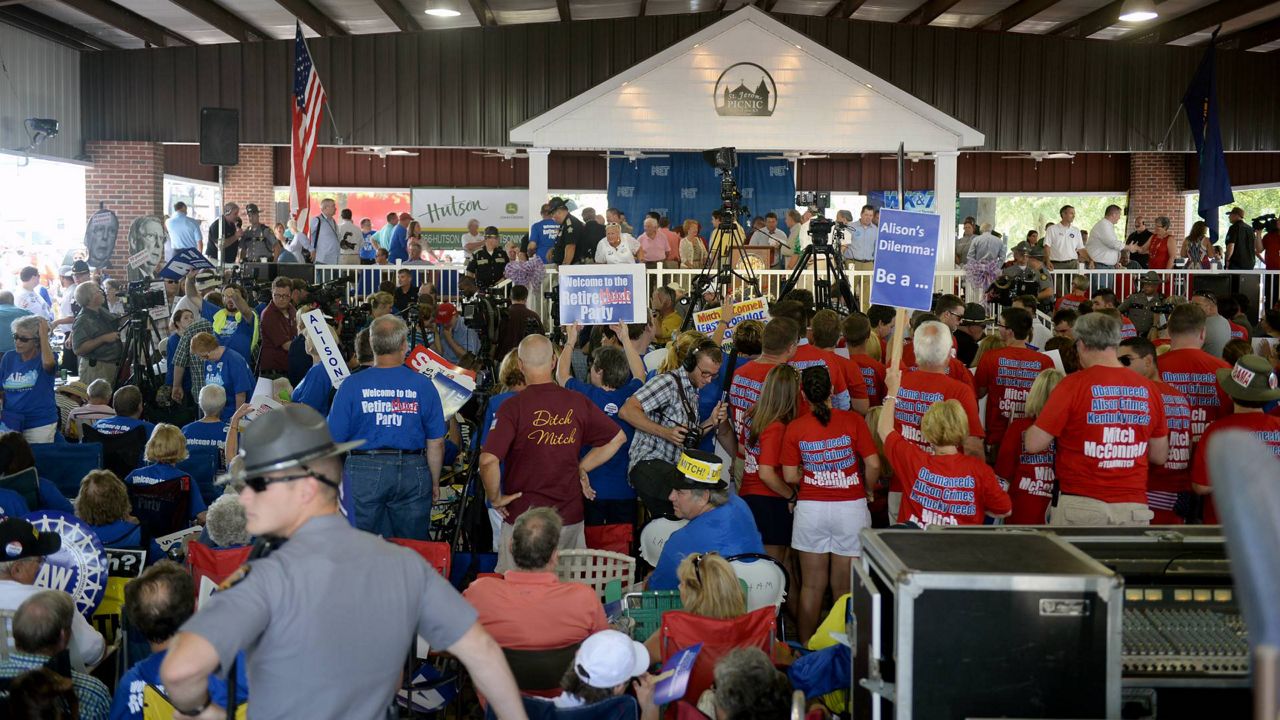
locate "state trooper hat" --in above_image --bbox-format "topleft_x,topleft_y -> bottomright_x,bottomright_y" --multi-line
547,196 -> 570,213
237,404 -> 364,481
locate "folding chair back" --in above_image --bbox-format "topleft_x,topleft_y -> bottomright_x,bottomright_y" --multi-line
179,446 -> 221,506
659,606 -> 776,704
484,694 -> 639,720
555,549 -> 635,603
389,538 -> 452,578
639,518 -> 686,567
187,541 -> 252,608
129,475 -> 192,544
726,553 -> 789,614
83,425 -> 148,481
502,643 -> 581,696
30,441 -> 102,498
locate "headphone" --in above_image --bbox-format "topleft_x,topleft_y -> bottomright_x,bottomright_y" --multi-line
683,339 -> 719,373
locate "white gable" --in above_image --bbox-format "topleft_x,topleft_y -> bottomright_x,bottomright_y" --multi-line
509,6 -> 983,153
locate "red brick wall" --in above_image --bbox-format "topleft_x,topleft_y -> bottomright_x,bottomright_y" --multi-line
1128,153 -> 1186,238
85,141 -> 165,272
223,145 -> 275,228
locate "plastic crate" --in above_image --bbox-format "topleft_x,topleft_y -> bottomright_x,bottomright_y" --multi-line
621,590 -> 683,640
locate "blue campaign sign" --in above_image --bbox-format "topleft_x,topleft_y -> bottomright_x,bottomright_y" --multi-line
869,208 -> 942,311
26,510 -> 108,618
158,248 -> 215,280
558,264 -> 649,326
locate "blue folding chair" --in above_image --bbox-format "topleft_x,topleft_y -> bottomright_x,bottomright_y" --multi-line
30,442 -> 103,498
485,694 -> 638,719
179,446 -> 222,506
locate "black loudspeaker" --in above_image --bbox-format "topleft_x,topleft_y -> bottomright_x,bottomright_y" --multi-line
199,107 -> 239,166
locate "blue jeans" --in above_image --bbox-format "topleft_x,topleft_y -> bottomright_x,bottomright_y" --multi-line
343,454 -> 432,540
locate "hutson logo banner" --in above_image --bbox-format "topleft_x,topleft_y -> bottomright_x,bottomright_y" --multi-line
714,62 -> 776,117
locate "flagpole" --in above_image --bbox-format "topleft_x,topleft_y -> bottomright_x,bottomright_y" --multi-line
296,22 -> 345,146
1155,105 -> 1182,151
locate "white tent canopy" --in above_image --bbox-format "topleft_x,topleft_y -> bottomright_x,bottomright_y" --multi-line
510,5 -> 984,267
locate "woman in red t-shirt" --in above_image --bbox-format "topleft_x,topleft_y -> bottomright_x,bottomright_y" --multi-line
877,367 -> 1011,528
738,364 -> 800,564
782,366 -> 881,644
993,368 -> 1064,525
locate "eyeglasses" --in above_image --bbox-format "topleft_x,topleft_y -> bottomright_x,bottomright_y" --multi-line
1118,355 -> 1134,367
944,309 -> 963,319
12,335 -> 34,343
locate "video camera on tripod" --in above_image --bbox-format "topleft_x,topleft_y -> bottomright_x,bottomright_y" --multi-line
705,147 -> 749,224
796,191 -> 837,247
123,279 -> 166,314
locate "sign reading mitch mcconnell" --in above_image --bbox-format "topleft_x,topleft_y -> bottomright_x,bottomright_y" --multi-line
715,63 -> 776,117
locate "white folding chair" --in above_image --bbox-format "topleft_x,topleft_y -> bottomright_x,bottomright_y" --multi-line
555,549 -> 635,603
727,553 -> 790,638
639,518 -> 687,567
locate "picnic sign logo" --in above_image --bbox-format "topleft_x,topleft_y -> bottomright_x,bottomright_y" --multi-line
714,63 -> 776,117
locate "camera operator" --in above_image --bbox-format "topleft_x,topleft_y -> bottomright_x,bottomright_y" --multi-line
258,277 -> 297,378
437,279 -> 481,365
619,339 -> 726,478
71,282 -> 123,387
495,285 -> 543,360
466,226 -> 510,291
1003,245 -> 1054,310
1117,271 -> 1167,338
550,197 -> 590,266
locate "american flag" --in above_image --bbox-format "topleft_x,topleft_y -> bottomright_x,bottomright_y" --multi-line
290,22 -> 326,233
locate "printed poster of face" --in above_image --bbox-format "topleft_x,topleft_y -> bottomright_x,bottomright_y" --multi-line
84,208 -> 119,269
128,215 -> 169,282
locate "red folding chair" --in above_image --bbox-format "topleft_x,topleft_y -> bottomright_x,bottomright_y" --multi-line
658,606 -> 776,705
585,523 -> 633,555
389,538 -> 452,579
187,541 -> 252,607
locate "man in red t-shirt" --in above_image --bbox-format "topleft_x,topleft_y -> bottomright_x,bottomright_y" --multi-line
481,335 -> 626,571
899,315 -> 974,391
1192,354 -> 1280,523
808,309 -> 869,415
1156,304 -> 1233,443
841,313 -> 886,407
975,307 -> 1054,450
725,318 -> 801,450
890,321 -> 984,519
1027,312 -> 1169,526
1120,338 -> 1193,524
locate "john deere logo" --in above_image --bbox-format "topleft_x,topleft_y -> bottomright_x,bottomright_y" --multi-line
505,203 -> 518,214
714,63 -> 776,117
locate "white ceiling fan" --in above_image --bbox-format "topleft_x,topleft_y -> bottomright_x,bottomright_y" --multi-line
599,150 -> 670,162
349,146 -> 419,158
1000,151 -> 1076,162
758,151 -> 828,160
474,147 -> 529,160
878,151 -> 935,162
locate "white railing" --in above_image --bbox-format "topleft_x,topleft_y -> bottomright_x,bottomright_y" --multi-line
308,262 -> 1277,330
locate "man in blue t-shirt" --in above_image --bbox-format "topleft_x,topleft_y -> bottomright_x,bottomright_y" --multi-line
190,333 -> 253,422
182,385 -> 230,471
187,273 -> 259,366
387,213 -> 411,263
328,315 -> 446,539
93,385 -> 156,438
110,561 -> 247,720
358,218 -> 379,264
524,204 -> 559,264
556,323 -> 646,533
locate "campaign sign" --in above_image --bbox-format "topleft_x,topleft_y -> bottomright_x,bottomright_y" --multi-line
653,643 -> 702,705
105,548 -> 147,580
693,297 -> 770,342
869,208 -> 942,312
158,248 -> 215,280
26,511 -> 108,618
301,309 -> 350,389
558,264 -> 648,326
406,345 -> 477,417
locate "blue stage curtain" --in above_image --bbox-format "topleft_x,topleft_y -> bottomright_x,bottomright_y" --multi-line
607,152 -> 796,231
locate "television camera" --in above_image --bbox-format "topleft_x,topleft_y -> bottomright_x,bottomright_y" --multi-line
1252,213 -> 1278,234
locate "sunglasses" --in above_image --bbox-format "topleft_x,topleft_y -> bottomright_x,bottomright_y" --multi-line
244,469 -> 341,493
12,335 -> 34,342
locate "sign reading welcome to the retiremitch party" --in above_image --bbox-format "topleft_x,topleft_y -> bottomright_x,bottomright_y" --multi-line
559,264 -> 648,325
410,188 -> 528,250
869,208 -> 942,312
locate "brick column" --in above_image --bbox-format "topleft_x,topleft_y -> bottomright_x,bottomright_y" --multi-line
1128,153 -> 1185,238
85,141 -> 165,270
223,145 -> 276,228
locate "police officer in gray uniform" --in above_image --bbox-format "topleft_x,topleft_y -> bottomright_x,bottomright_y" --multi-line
159,404 -> 528,720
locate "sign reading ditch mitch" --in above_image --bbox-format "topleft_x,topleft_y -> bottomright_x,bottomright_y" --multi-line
869,208 -> 942,312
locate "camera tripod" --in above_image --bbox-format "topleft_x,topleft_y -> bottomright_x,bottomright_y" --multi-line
679,220 -> 761,331
779,230 -> 857,312
121,310 -> 164,401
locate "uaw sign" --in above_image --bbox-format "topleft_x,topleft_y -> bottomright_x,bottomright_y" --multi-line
27,511 -> 108,618
714,62 -> 777,117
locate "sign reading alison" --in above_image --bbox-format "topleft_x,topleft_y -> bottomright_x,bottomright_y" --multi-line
869,208 -> 942,312
714,62 -> 777,117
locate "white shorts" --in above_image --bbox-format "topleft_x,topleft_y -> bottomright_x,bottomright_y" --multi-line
791,499 -> 871,557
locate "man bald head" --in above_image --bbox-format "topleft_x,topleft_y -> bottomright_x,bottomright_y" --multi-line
518,334 -> 554,374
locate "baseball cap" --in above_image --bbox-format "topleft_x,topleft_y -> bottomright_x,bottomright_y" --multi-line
573,630 -> 650,689
484,225 -> 500,238
71,260 -> 91,275
435,302 -> 457,326
0,517 -> 62,561
1216,355 -> 1280,403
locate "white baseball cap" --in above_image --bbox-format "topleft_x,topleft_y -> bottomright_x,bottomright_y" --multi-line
573,630 -> 650,689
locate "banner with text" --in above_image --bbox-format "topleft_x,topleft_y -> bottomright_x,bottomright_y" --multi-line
410,188 -> 528,250
28,510 -> 108,618
158,248 -> 215,280
406,345 -> 477,417
301,309 -> 350,389
693,297 -> 771,342
559,264 -> 648,325
869,208 -> 941,312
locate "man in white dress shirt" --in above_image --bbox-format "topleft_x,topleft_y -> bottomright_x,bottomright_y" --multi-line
1045,205 -> 1087,270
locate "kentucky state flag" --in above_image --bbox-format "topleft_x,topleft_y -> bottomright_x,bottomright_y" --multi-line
1182,28 -> 1233,242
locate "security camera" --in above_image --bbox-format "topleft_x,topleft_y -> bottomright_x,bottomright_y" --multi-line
26,118 -> 60,140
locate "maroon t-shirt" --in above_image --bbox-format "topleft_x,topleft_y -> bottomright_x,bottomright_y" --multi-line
482,383 -> 620,524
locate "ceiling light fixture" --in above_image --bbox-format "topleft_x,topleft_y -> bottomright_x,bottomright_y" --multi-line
1118,0 -> 1158,22
425,0 -> 461,17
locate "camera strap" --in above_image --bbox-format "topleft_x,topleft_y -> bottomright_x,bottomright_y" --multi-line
668,371 -> 699,430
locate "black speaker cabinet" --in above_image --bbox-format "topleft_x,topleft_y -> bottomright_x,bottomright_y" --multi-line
199,107 -> 239,166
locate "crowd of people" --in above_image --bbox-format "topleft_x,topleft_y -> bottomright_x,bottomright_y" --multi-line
3,187 -> 1280,718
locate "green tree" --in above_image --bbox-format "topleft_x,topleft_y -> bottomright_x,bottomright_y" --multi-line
994,195 -> 1127,250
